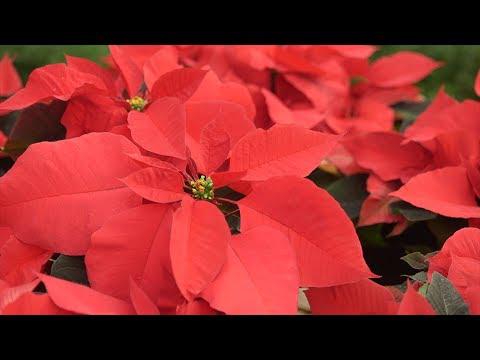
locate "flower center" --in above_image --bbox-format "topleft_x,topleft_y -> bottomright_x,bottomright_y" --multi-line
127,96 -> 148,111
189,175 -> 214,200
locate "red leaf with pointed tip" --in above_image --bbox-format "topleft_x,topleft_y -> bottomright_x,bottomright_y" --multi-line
120,167 -> 185,204
358,195 -> 401,227
109,45 -> 143,97
201,226 -> 299,314
196,121 -> 230,176
150,68 -> 208,102
61,94 -> 127,138
38,274 -> 135,315
428,227 -> 480,280
128,97 -> 186,159
391,167 -> 480,219
188,71 -> 256,120
368,51 -> 441,88
0,133 -> 142,255
0,54 -> 22,97
405,99 -> 480,144
344,132 -> 431,181
2,292 -> 72,315
261,88 -> 295,125
129,278 -> 161,315
326,45 -> 377,59
0,280 -> 40,312
0,235 -> 52,286
65,55 -> 117,94
239,177 -> 376,287
397,282 -> 435,315
0,64 -> 106,112
306,279 -> 398,315
86,204 -> 183,312
230,125 -> 338,181
170,196 -> 229,300
143,49 -> 180,91
185,101 -> 255,151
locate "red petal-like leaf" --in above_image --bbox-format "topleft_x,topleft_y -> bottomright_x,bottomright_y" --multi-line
0,133 -> 142,255
61,94 -> 127,138
344,132 -> 431,181
128,97 -> 186,159
188,71 -> 256,120
390,167 -> 480,218
143,48 -> 180,91
0,234 -> 52,286
367,51 -> 441,88
0,54 -> 22,97
2,292 -> 72,315
120,167 -> 185,203
150,68 -> 208,102
109,45 -> 143,97
306,279 -> 398,315
129,278 -> 161,315
170,196 -> 229,300
0,64 -> 107,112
397,282 -> 435,315
230,125 -> 338,181
86,204 -> 183,312
201,226 -> 299,314
239,177 -> 376,287
38,273 -> 135,315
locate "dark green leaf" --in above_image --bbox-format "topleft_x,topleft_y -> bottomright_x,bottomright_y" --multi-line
357,224 -> 387,248
427,216 -> 469,247
50,255 -> 89,286
2,101 -> 66,159
226,214 -> 240,235
426,272 -> 469,315
307,168 -> 340,189
326,174 -> 368,219
393,101 -> 430,133
390,201 -> 437,222
401,252 -> 429,270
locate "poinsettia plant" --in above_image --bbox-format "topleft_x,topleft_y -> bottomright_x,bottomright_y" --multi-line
0,45 -> 479,315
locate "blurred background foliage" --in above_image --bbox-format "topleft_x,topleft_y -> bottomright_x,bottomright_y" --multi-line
1,45 -> 479,100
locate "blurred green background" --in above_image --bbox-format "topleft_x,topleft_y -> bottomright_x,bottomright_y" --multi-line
1,45 -> 480,100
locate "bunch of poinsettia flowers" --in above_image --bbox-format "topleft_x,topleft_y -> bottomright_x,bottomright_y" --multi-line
0,45 -> 479,315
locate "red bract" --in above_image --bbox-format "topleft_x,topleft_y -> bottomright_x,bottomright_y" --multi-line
0,54 -> 22,98
426,228 -> 480,314
0,133 -> 143,255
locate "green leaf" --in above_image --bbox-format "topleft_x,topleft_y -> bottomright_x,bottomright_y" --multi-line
419,283 -> 429,297
50,255 -> 89,286
426,272 -> 470,315
2,101 -> 66,160
326,174 -> 368,219
405,271 -> 428,284
390,201 -> 437,222
401,252 -> 429,270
